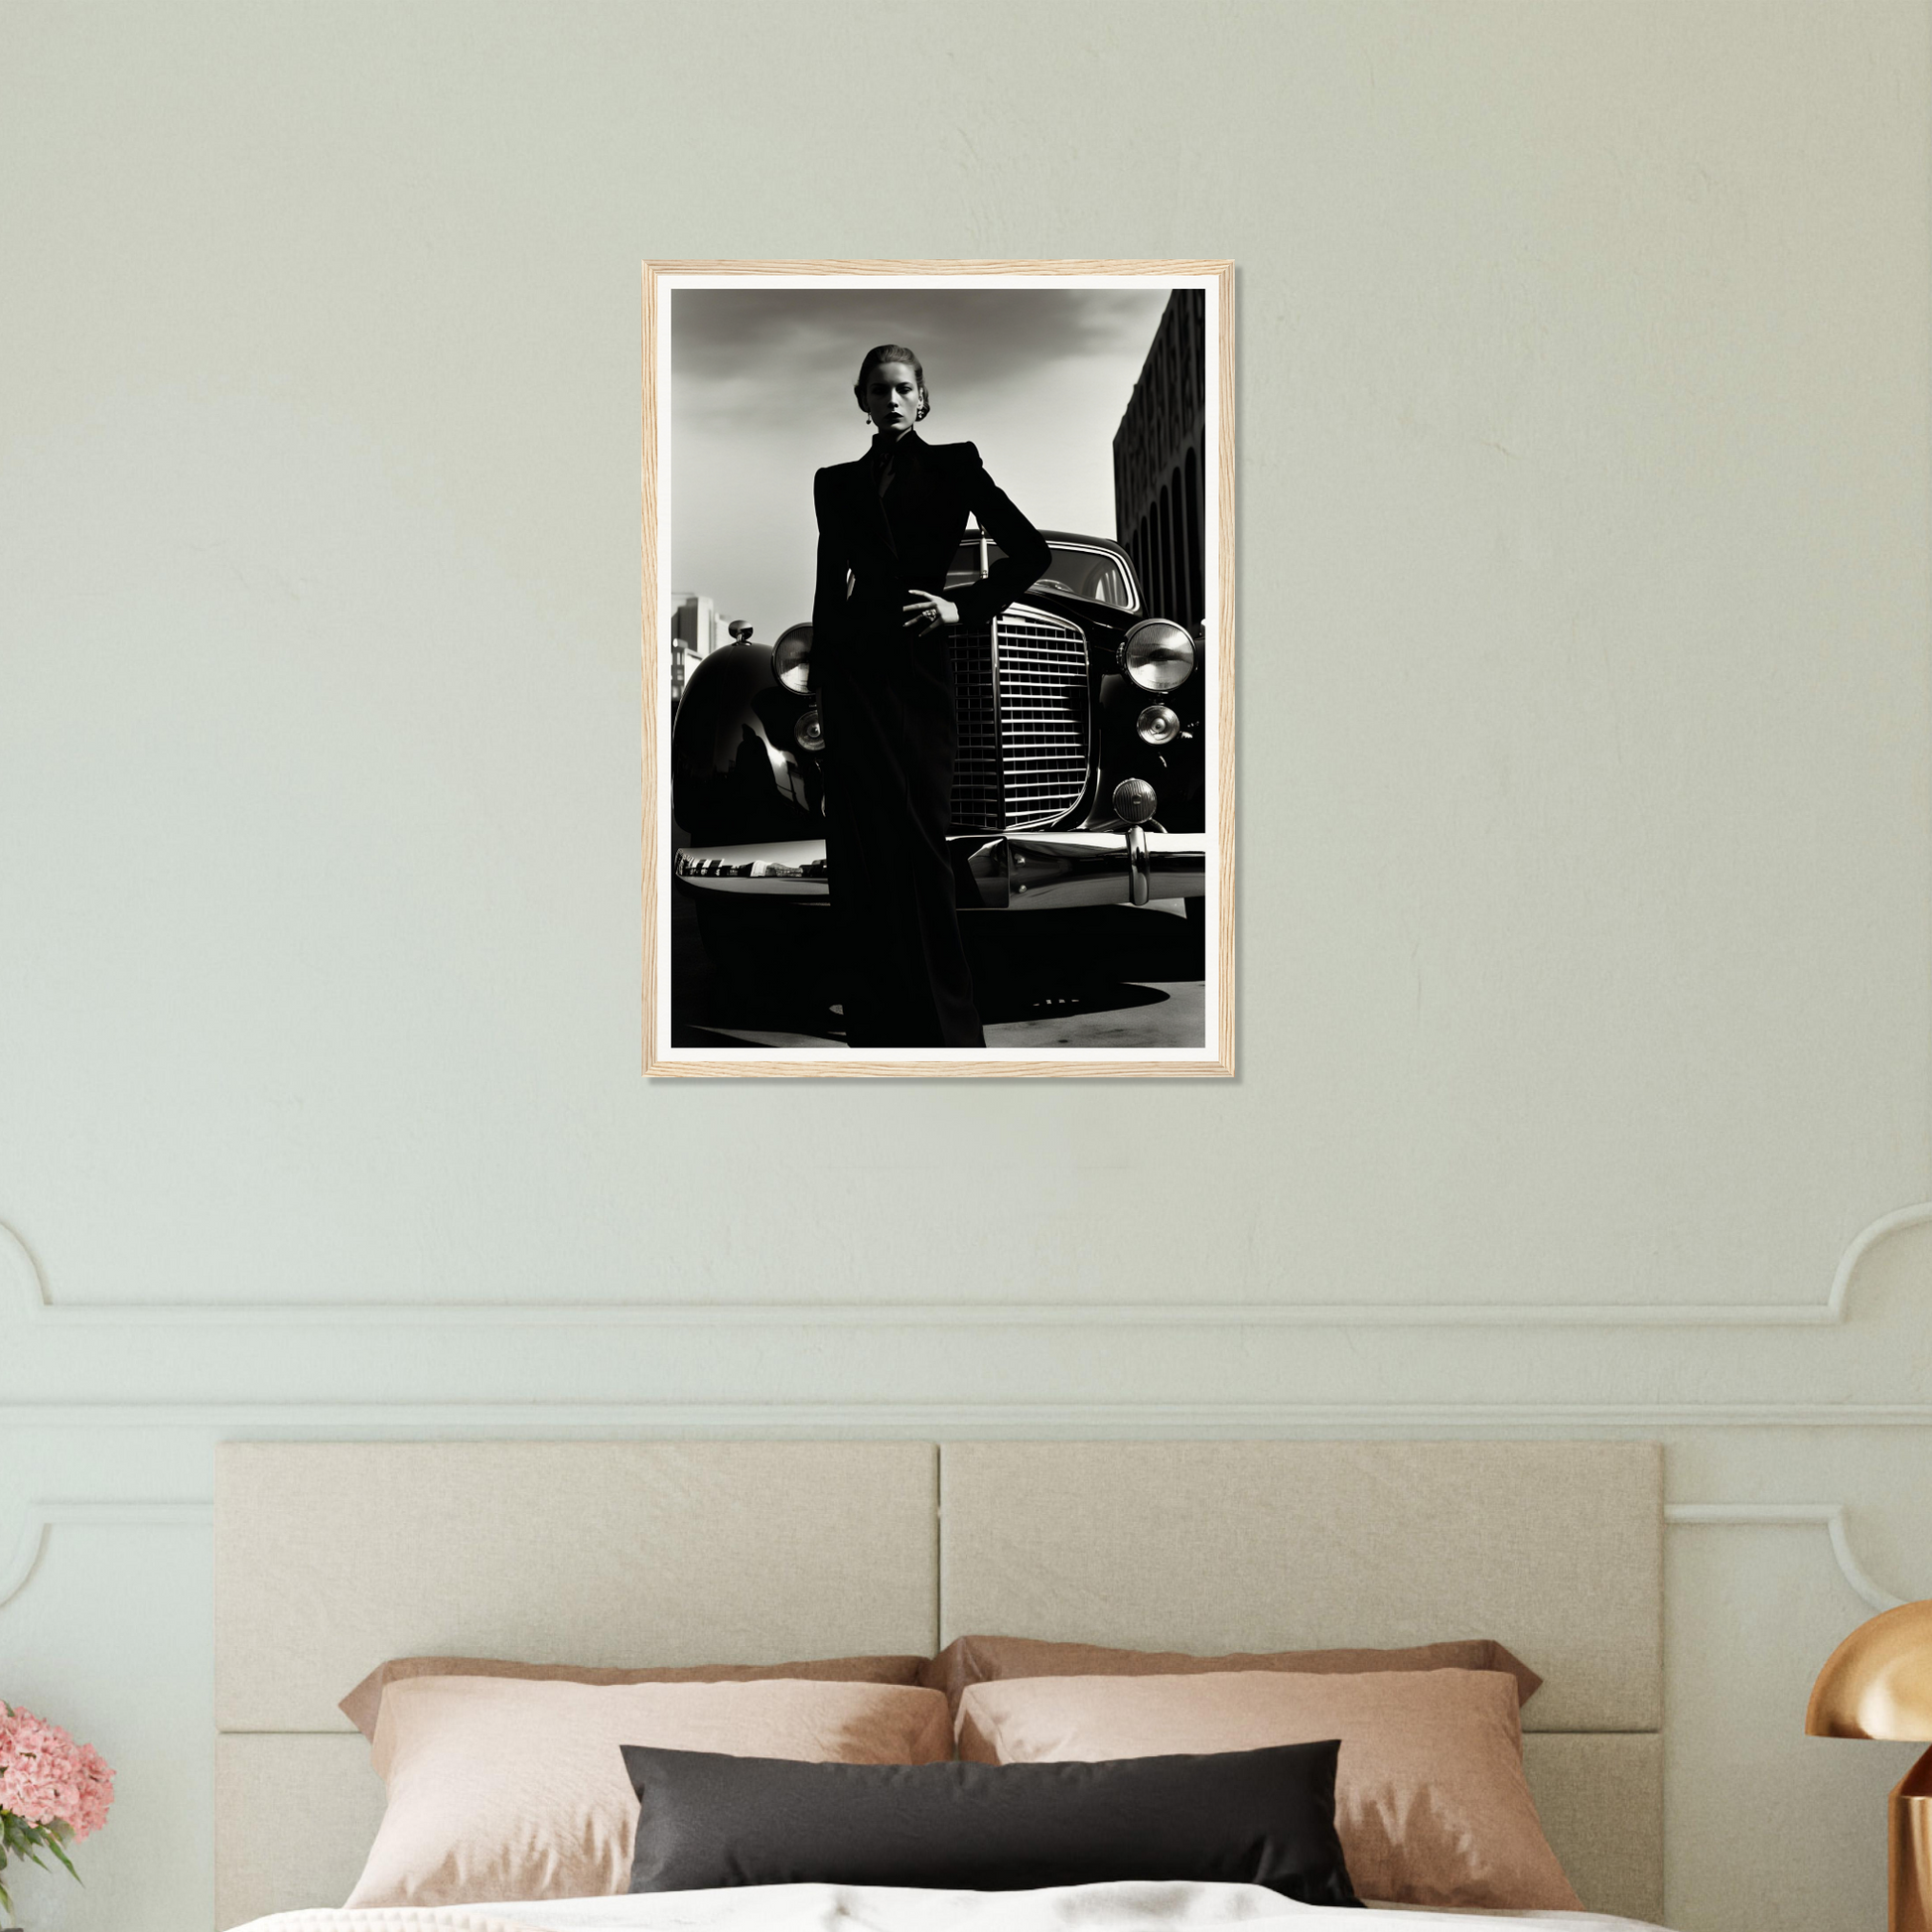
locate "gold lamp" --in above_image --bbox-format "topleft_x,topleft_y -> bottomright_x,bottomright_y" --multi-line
1807,1599 -> 1932,1931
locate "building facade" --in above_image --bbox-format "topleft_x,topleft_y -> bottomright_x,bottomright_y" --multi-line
1112,289 -> 1206,630
669,592 -> 738,706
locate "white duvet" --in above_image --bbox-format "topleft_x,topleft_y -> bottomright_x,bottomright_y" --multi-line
230,1880 -> 1671,1932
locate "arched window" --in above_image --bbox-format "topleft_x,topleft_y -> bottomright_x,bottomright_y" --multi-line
1183,446 -> 1203,627
1158,481 -> 1173,621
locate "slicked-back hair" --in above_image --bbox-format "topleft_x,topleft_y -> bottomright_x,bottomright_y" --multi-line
854,345 -> 930,420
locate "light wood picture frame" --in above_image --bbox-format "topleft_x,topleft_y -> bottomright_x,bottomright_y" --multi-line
642,259 -> 1234,1076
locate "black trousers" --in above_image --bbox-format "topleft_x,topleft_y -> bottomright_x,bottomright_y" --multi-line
818,623 -> 985,1049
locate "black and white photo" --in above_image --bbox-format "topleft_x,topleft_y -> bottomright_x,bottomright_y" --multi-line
643,262 -> 1233,1075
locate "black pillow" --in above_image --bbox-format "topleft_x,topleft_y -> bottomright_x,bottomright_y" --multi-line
622,1739 -> 1360,1905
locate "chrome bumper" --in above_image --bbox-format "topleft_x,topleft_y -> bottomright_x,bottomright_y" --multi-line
673,831 -> 1206,909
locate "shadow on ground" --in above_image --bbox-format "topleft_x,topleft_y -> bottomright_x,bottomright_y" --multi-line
670,892 -> 1207,1052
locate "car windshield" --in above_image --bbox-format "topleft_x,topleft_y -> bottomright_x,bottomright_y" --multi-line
946,539 -> 1138,612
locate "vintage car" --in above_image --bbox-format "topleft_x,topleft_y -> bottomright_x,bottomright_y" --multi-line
670,528 -> 1206,983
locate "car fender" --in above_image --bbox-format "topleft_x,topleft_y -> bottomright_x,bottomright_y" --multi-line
671,644 -> 822,847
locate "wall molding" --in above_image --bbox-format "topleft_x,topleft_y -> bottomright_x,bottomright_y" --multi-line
4,1202 -> 1929,1329
6,1400 -> 1932,1429
0,1500 -> 212,1609
1664,1501 -> 1903,1612
2,1496 -> 1901,1613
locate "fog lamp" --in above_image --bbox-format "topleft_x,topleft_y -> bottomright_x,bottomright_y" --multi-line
1113,777 -> 1158,825
1119,619 -> 1195,693
772,623 -> 815,694
1137,704 -> 1180,746
794,708 -> 825,753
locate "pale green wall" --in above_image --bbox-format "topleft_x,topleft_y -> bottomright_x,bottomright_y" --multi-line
3,4 -> 1930,1929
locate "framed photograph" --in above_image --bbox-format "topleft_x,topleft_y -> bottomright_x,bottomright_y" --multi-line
642,259 -> 1233,1076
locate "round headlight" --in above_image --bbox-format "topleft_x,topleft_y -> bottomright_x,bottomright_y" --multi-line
794,707 -> 824,754
1136,704 -> 1180,747
1113,777 -> 1158,825
772,622 -> 815,694
1118,619 -> 1196,693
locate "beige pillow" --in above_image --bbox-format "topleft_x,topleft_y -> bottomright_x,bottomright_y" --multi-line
346,1673 -> 952,1908
338,1651 -> 926,1741
957,1669 -> 1579,1912
920,1633 -> 1542,1716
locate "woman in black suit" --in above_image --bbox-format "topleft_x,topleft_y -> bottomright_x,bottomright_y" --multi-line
812,345 -> 1050,1049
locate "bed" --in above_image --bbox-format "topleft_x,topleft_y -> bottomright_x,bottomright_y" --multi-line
212,1441 -> 1667,1932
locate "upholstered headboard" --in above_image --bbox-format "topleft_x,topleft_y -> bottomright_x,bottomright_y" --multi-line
213,1440 -> 1662,1927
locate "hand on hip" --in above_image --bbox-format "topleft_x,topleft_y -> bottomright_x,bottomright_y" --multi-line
900,590 -> 959,636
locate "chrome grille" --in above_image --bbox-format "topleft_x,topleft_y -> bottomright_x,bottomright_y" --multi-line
948,605 -> 1089,833
949,627 -> 1003,832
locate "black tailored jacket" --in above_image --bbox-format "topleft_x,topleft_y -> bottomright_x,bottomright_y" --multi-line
811,433 -> 1051,652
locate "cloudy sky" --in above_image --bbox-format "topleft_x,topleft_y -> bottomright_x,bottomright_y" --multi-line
670,285 -> 1170,645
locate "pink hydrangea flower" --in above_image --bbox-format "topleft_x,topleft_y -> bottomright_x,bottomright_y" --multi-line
0,1703 -> 114,1917
0,1701 -> 114,1838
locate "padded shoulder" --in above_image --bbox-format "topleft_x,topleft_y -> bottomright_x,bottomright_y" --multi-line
814,460 -> 862,506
